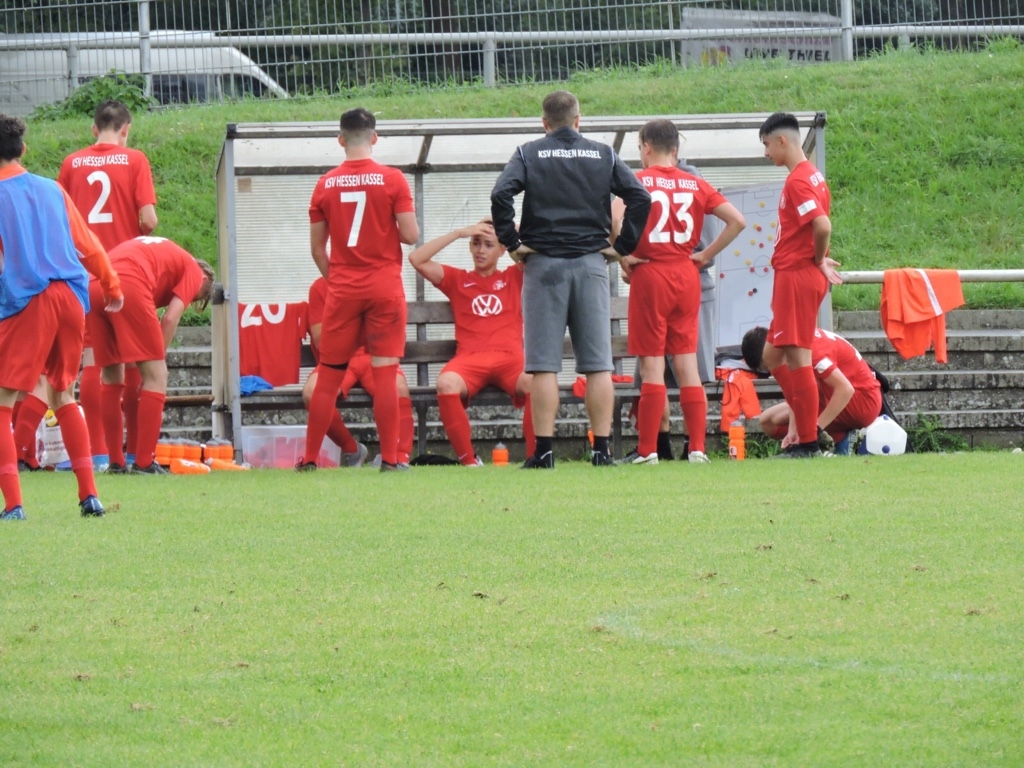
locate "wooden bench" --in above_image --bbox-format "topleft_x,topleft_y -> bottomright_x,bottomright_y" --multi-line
226,294 -> 782,457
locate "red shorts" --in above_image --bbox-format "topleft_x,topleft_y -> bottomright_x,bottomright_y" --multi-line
87,276 -> 164,367
0,281 -> 85,392
319,293 -> 406,365
627,262 -> 700,356
334,350 -> 408,398
441,350 -> 526,407
821,385 -> 883,441
768,265 -> 828,349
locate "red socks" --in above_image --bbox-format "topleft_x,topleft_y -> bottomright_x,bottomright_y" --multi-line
637,383 -> 667,457
123,365 -> 142,458
55,403 -> 98,502
325,411 -> 358,454
438,392 -> 475,464
304,365 -> 345,465
398,396 -> 414,464
371,364 -> 400,465
788,365 -> 820,444
100,382 -> 126,466
78,365 -> 106,456
679,386 -> 708,453
13,393 -> 47,468
135,390 -> 166,468
0,407 -> 22,510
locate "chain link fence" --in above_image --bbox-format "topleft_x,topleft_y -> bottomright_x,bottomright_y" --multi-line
2,0 -> 1022,113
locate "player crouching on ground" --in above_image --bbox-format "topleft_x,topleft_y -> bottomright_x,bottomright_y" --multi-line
612,119 -> 746,465
742,326 -> 882,452
409,220 -> 534,465
87,236 -> 214,474
303,275 -> 415,467
0,114 -> 124,520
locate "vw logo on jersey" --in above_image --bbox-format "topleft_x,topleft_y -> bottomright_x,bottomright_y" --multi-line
471,294 -> 503,317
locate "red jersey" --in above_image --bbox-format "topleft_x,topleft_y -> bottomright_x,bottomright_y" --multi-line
771,160 -> 830,272
437,265 -> 524,355
811,329 -> 880,396
106,237 -> 204,308
308,158 -> 414,299
238,302 -> 307,386
306,276 -> 328,363
633,166 -> 727,265
57,144 -> 156,251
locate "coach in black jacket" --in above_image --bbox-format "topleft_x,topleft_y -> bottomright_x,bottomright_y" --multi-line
491,90 -> 651,468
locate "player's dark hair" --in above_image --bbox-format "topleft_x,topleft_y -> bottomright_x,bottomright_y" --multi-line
542,90 -> 580,129
759,112 -> 800,140
192,259 -> 217,311
0,114 -> 26,161
638,119 -> 680,155
741,326 -> 769,372
340,107 -> 376,144
94,100 -> 132,132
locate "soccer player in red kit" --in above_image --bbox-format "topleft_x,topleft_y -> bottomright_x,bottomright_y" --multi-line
57,99 -> 158,468
757,112 -> 842,458
299,108 -> 419,471
742,326 -> 882,447
87,236 -> 215,474
303,276 -> 415,466
409,220 -> 534,466
0,114 -> 123,520
612,120 -> 745,465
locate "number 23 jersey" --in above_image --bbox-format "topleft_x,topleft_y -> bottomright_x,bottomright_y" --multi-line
57,144 -> 156,251
632,166 -> 726,265
308,157 -> 415,299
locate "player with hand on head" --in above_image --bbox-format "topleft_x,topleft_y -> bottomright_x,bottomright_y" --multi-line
409,219 -> 534,466
756,112 -> 842,459
303,276 -> 416,467
742,326 -> 882,451
612,119 -> 746,465
57,99 -> 158,469
86,236 -> 215,475
0,114 -> 123,520
491,90 -> 651,468
300,107 -> 419,472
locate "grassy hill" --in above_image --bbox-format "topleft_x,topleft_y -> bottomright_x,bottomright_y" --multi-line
21,44 -> 1024,310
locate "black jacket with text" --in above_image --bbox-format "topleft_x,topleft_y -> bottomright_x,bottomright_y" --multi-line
490,126 -> 651,259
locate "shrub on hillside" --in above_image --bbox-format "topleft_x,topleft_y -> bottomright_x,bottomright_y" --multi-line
32,71 -> 154,120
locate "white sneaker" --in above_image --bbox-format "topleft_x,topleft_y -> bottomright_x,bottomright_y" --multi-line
467,456 -> 484,467
342,442 -> 369,468
687,450 -> 710,464
630,452 -> 659,465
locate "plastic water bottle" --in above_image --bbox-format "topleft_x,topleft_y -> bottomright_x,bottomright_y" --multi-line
728,419 -> 746,460
491,442 -> 509,466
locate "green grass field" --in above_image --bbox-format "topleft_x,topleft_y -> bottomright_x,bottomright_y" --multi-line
20,45 -> 1024,310
3,455 -> 1022,766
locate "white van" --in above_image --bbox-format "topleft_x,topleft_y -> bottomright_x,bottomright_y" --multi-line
0,31 -> 289,116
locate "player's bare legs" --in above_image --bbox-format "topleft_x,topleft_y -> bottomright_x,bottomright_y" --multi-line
515,373 -> 536,457
132,359 -> 168,471
757,402 -> 793,441
437,371 -> 479,465
584,370 -> 614,464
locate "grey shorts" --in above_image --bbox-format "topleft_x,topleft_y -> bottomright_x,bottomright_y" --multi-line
522,252 -> 613,374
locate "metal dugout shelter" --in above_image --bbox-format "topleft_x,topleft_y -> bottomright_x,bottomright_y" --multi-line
212,112 -> 827,451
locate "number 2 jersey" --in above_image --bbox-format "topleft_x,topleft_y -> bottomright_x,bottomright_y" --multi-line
308,157 -> 414,299
57,143 -> 157,251
632,166 -> 726,267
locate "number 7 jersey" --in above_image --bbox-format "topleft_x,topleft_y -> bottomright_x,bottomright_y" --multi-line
308,157 -> 415,299
57,143 -> 157,251
632,166 -> 727,264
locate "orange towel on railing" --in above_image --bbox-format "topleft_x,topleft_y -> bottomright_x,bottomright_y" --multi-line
715,367 -> 762,432
880,269 -> 964,363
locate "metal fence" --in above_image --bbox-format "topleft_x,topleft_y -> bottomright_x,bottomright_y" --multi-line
2,0 -> 1023,114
